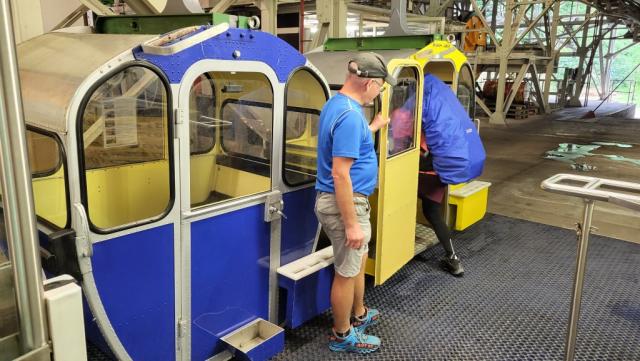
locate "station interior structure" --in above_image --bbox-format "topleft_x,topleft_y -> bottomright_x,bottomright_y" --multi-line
1,0 -> 639,360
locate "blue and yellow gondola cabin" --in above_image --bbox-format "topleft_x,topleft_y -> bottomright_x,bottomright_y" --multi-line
17,23 -> 332,361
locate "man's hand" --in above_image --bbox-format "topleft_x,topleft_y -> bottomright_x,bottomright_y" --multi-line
369,112 -> 390,132
345,223 -> 365,249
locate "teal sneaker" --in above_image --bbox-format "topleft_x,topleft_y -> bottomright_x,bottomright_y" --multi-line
329,327 -> 380,354
352,307 -> 380,333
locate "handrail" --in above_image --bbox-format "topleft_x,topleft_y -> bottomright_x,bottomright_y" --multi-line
541,173 -> 640,206
0,0 -> 49,354
609,195 -> 640,212
541,173 -> 640,361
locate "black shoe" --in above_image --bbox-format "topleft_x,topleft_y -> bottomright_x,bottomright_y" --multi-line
440,256 -> 464,277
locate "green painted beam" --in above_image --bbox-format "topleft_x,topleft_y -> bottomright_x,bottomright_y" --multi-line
94,13 -> 249,34
324,35 -> 439,51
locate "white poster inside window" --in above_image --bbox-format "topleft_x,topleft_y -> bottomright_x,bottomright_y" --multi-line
102,97 -> 138,148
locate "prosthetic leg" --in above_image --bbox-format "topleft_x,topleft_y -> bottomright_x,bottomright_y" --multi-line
421,197 -> 464,276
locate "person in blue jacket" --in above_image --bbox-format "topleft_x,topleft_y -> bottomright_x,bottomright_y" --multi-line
394,73 -> 485,277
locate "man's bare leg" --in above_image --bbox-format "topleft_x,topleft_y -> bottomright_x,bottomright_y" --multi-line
352,253 -> 367,318
331,273 -> 355,333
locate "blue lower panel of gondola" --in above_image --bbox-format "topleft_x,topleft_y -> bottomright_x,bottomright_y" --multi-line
191,204 -> 272,360
279,266 -> 333,328
91,224 -> 175,360
82,297 -> 115,359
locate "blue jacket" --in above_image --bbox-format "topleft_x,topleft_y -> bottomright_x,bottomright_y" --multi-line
420,74 -> 485,184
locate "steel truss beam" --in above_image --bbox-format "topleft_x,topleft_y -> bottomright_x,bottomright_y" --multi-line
52,5 -> 89,30
78,0 -> 114,15
509,0 -> 557,54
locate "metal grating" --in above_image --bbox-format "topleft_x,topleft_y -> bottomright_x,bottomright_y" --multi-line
272,214 -> 640,361
415,223 -> 439,255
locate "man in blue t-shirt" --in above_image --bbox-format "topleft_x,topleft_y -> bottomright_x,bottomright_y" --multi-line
314,52 -> 395,354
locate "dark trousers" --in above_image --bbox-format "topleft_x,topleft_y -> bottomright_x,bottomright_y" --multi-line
420,196 -> 455,257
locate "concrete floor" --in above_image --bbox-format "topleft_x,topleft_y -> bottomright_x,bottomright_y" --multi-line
479,105 -> 640,244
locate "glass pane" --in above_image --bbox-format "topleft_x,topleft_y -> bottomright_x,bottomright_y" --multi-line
458,65 -> 475,117
27,132 -> 60,176
83,67 -> 167,169
388,67 -> 419,157
362,98 -> 382,157
284,69 -> 327,186
424,62 -> 455,84
222,102 -> 272,160
191,72 -> 273,209
284,110 -> 320,185
81,66 -> 171,230
190,74 -> 216,155
27,130 -> 67,228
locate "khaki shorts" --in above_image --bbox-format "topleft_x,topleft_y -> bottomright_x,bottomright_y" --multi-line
315,192 -> 372,277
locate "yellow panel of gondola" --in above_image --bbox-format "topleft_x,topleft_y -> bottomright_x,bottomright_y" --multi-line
411,40 -> 468,73
370,59 -> 424,285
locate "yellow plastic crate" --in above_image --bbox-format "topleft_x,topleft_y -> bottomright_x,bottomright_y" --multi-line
448,181 -> 491,231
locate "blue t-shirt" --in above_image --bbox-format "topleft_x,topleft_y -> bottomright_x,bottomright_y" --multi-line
315,93 -> 378,195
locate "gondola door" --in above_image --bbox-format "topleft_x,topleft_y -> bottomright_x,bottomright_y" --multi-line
76,63 -> 180,361
177,61 -> 283,361
369,60 -> 424,285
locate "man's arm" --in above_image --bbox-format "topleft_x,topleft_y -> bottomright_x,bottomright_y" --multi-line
332,156 -> 364,249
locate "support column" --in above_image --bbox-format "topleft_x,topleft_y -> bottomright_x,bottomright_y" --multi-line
427,0 -> 440,16
530,64 -> 550,113
490,0 -> 512,125
331,0 -> 347,38
312,0 -> 346,48
569,7 -> 592,106
0,0 -> 49,353
258,0 -> 277,34
600,28 -> 616,99
503,63 -> 530,114
490,0 -> 498,46
543,1 -> 560,110
10,0 -> 44,43
598,36 -> 607,99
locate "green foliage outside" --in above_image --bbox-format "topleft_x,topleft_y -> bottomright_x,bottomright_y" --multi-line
544,1 -> 639,107
606,40 -> 639,105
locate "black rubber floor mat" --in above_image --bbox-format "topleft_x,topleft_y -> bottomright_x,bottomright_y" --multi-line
272,213 -> 640,361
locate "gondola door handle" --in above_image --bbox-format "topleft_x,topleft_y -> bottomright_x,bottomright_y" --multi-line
73,203 -> 93,258
264,191 -> 286,222
269,201 -> 288,220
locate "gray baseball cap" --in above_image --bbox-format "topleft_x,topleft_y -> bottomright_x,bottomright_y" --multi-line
348,52 -> 397,86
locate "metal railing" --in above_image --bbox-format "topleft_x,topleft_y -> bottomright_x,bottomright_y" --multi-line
607,79 -> 636,105
0,0 -> 50,359
541,173 -> 640,361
